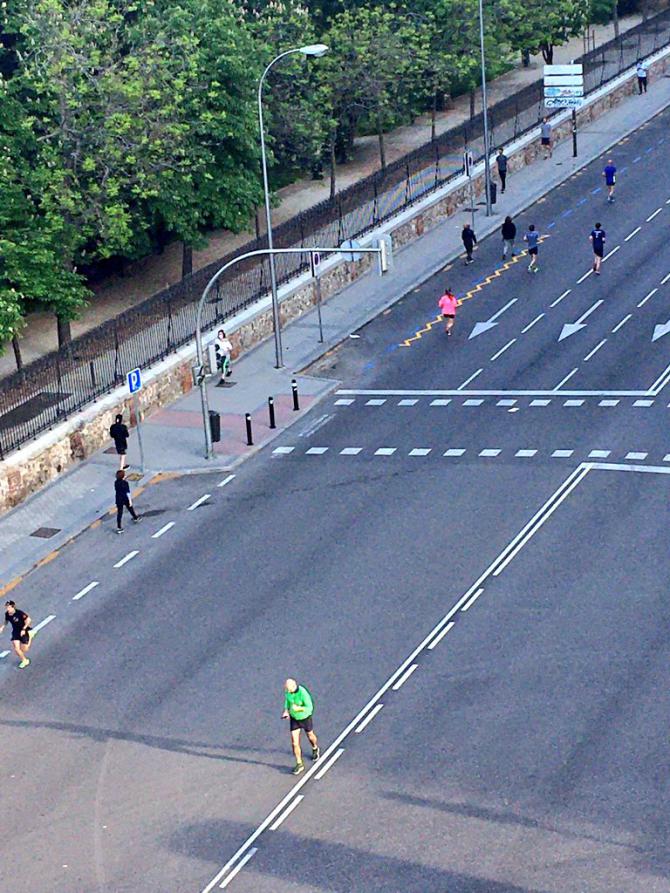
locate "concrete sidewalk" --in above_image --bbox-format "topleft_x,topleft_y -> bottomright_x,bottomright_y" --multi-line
2,70 -> 670,592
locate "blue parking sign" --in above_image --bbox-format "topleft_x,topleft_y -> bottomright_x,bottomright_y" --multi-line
127,368 -> 142,394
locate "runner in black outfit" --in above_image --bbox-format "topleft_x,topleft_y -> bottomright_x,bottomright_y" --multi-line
115,469 -> 140,533
0,600 -> 34,668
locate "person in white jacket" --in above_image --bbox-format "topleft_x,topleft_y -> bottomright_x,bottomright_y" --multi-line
214,329 -> 233,380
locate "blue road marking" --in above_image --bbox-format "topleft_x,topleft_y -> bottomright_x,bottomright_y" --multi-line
645,146 -> 653,153
385,344 -> 399,353
364,361 -> 376,370
592,187 -> 602,194
561,208 -> 574,218
619,166 -> 628,173
547,221 -> 556,228
576,198 -> 587,206
633,155 -> 642,163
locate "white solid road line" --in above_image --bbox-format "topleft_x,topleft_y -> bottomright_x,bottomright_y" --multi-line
490,339 -> 516,362
32,614 -> 56,633
113,550 -> 139,569
639,288 -> 658,307
392,664 -> 419,691
72,581 -> 99,601
187,494 -> 211,511
458,369 -> 483,390
493,465 -> 591,578
152,522 -> 175,539
624,226 -> 641,241
427,621 -> 455,650
315,748 -> 345,780
336,388 -> 650,397
554,368 -> 579,390
218,474 -> 236,488
270,796 -> 304,831
521,314 -> 544,333
200,464 -> 596,893
646,207 -> 663,221
648,361 -> 670,395
612,314 -> 632,334
461,588 -> 484,612
550,289 -> 571,307
355,703 -> 384,733
219,848 -> 258,890
662,272 -> 670,285
584,339 -> 607,361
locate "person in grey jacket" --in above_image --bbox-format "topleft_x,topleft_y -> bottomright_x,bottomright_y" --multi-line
501,216 -> 517,260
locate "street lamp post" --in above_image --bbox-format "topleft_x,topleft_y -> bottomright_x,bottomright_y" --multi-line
478,0 -> 493,217
258,44 -> 329,369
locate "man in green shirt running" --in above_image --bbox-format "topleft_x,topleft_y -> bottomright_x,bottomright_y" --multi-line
282,678 -> 320,775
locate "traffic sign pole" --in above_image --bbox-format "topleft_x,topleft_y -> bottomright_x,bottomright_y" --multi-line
310,251 -> 324,344
127,368 -> 146,473
572,109 -> 578,158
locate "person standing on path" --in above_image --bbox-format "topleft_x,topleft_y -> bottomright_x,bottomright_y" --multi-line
496,148 -> 508,193
115,469 -> 140,533
461,223 -> 477,264
214,329 -> 233,381
524,224 -> 540,272
636,60 -> 648,93
109,414 -> 130,470
1,600 -> 34,669
590,223 -> 606,275
540,118 -> 552,159
438,288 -> 458,336
501,215 -> 517,260
282,678 -> 320,775
603,159 -> 617,203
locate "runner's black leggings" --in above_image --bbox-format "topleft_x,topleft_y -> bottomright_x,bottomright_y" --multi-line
116,499 -> 138,528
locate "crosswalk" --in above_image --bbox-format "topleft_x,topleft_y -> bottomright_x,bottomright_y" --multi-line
273,445 -> 666,462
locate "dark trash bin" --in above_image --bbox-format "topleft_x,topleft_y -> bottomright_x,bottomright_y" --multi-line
209,410 -> 221,443
489,180 -> 497,205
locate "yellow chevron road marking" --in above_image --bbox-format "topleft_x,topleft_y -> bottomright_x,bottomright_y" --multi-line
399,236 -> 549,348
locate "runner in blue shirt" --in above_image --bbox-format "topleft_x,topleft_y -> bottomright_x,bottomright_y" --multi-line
524,224 -> 540,273
590,223 -> 606,275
602,159 -> 617,203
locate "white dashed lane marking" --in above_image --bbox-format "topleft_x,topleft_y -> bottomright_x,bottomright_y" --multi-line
375,448 -> 396,456
340,447 -> 362,455
187,494 -> 210,511
113,551 -> 139,569
152,522 -> 175,539
305,447 -> 328,455
72,581 -> 99,601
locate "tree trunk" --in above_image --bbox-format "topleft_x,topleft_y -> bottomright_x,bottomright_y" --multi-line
181,242 -> 193,279
377,112 -> 386,170
541,43 -> 554,64
431,91 -> 437,142
56,315 -> 71,347
254,207 -> 261,240
12,334 -> 23,371
469,88 -> 476,119
612,0 -> 619,38
329,131 -> 337,200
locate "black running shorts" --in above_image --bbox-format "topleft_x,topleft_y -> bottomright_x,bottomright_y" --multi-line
290,715 -> 314,732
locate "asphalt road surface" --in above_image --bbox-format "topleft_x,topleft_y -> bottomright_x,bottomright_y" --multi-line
3,107 -> 670,893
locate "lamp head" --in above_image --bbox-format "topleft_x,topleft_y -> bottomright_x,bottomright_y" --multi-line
299,44 -> 329,57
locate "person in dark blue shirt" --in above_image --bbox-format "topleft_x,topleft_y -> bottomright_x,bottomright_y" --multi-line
602,160 -> 617,203
590,223 -> 606,275
524,224 -> 540,273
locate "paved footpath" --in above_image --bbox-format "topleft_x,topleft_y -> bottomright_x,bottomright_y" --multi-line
1,69 -> 669,593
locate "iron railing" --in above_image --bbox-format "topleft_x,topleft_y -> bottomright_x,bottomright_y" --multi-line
2,8 -> 670,456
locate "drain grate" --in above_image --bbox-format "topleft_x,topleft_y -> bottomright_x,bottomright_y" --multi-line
30,526 -> 61,539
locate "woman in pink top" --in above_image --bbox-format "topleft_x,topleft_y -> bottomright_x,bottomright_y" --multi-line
438,289 -> 458,336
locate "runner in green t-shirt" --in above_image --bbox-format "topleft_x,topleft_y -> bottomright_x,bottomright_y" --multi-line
282,678 -> 320,775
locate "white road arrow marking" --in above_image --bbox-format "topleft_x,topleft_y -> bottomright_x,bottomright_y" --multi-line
469,298 -> 517,339
652,320 -> 670,342
558,300 -> 603,342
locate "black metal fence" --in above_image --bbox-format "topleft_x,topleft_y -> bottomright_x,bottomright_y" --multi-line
2,8 -> 670,457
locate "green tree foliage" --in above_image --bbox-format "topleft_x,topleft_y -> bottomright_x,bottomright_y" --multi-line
496,0 -> 590,63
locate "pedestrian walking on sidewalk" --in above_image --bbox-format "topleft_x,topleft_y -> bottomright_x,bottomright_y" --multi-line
214,329 -> 233,381
438,288 -> 458,337
636,60 -> 648,93
461,223 -> 477,264
109,414 -> 130,470
496,148 -> 508,193
282,678 -> 320,775
540,118 -> 552,159
115,469 -> 140,533
524,224 -> 540,273
501,215 -> 517,260
1,600 -> 34,669
590,223 -> 606,275
603,159 -> 617,203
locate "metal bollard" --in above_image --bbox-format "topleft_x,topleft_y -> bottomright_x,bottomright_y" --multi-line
291,379 -> 300,411
245,412 -> 253,446
268,396 -> 276,429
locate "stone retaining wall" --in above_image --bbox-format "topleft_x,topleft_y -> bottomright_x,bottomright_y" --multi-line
0,54 -> 667,514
